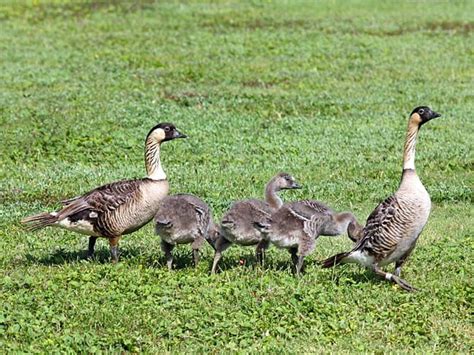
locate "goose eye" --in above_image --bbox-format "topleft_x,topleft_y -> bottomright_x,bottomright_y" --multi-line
164,127 -> 170,132
418,109 -> 424,115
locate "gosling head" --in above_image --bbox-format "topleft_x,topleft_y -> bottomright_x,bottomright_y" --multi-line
410,106 -> 441,127
146,122 -> 187,143
273,172 -> 301,191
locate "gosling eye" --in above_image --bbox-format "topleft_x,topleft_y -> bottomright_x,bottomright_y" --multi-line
418,108 -> 425,115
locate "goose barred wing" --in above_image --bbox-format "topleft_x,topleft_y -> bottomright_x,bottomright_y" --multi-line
354,195 -> 400,257
57,179 -> 143,222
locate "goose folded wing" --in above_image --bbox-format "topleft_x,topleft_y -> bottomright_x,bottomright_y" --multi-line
57,179 -> 143,220
354,195 -> 400,256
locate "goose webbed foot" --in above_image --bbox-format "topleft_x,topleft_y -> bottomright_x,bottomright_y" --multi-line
87,236 -> 97,259
391,275 -> 418,292
372,265 -> 417,292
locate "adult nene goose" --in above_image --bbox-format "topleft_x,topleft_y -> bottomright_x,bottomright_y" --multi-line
22,123 -> 187,263
322,106 -> 441,291
155,194 -> 219,270
211,172 -> 300,274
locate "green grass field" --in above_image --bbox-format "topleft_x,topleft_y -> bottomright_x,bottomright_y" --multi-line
1,0 -> 473,352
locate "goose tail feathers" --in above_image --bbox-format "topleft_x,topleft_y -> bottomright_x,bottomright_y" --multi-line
321,251 -> 350,268
21,212 -> 58,231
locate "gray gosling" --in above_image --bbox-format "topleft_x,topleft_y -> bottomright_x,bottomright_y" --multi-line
211,172 -> 300,274
22,123 -> 187,263
259,200 -> 362,275
322,106 -> 441,292
155,194 -> 220,270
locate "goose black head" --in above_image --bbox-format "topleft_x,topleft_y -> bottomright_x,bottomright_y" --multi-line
147,123 -> 187,143
410,106 -> 441,127
275,172 -> 301,191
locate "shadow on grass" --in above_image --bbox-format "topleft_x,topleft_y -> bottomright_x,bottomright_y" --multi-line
25,245 -> 211,270
25,246 -> 152,266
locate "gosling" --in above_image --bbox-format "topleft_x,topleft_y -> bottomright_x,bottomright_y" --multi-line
155,194 -> 219,270
259,200 -> 362,275
211,172 -> 301,274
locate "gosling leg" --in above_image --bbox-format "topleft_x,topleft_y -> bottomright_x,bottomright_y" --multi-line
289,248 -> 298,274
191,236 -> 205,268
211,236 -> 232,274
161,240 -> 175,271
255,239 -> 270,267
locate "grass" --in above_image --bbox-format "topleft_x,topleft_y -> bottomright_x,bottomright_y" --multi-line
1,0 -> 473,352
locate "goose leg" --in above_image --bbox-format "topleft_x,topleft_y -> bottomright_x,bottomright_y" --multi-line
161,241 -> 174,271
372,265 -> 417,292
394,245 -> 415,277
211,236 -> 232,274
108,236 -> 120,263
87,236 -> 98,258
256,239 -> 270,267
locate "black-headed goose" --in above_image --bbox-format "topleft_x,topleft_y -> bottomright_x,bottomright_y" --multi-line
322,106 -> 441,291
155,194 -> 219,270
22,123 -> 187,263
211,172 -> 300,274
260,200 -> 362,275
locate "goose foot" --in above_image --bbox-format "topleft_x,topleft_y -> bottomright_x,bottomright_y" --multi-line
392,275 -> 418,292
372,265 -> 417,292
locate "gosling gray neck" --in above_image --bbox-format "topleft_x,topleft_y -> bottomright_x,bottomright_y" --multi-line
145,137 -> 166,180
265,181 -> 282,209
335,212 -> 356,232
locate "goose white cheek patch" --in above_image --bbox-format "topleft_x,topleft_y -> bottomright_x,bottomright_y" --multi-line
152,129 -> 166,142
385,272 -> 393,281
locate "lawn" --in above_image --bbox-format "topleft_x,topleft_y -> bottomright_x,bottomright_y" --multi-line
0,0 -> 473,352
